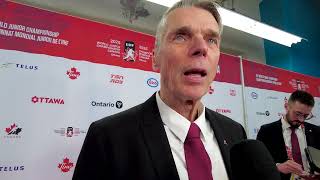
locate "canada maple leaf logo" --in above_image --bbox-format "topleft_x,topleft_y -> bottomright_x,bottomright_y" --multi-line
66,67 -> 80,80
58,158 -> 74,173
5,123 -> 16,133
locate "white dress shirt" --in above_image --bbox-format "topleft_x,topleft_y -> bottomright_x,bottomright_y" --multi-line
281,117 -> 309,172
156,92 -> 229,180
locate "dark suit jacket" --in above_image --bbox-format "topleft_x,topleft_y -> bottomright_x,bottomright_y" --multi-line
72,94 -> 247,180
257,119 -> 320,180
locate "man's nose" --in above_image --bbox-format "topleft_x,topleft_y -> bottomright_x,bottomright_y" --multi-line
189,35 -> 208,58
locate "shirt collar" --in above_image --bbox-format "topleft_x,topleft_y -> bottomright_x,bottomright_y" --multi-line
156,92 -> 208,143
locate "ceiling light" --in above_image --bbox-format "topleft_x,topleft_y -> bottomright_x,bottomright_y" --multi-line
146,0 -> 304,47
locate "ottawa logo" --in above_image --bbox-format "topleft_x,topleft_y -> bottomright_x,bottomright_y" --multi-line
66,67 -> 80,80
31,96 -> 65,104
58,158 -> 74,173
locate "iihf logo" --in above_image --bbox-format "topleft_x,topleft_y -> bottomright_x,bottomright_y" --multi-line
66,67 -> 80,80
123,41 -> 137,62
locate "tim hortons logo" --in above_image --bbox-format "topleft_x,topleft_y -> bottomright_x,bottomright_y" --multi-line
66,67 -> 80,80
110,74 -> 124,84
31,96 -> 65,104
58,158 -> 74,173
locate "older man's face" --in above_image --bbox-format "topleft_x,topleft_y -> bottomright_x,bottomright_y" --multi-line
154,7 -> 221,101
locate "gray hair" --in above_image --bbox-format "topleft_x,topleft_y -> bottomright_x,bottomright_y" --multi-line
154,0 -> 223,53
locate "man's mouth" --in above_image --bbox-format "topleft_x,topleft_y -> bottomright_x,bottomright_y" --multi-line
184,68 -> 207,77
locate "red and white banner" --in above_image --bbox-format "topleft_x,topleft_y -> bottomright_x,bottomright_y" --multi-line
0,1 -> 245,180
243,59 -> 320,138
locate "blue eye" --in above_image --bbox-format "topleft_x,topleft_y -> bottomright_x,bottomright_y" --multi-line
174,34 -> 186,42
208,38 -> 218,45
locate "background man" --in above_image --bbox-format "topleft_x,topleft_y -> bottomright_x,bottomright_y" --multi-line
257,90 -> 320,180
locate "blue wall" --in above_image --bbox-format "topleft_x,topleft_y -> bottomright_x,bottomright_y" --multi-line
260,0 -> 320,77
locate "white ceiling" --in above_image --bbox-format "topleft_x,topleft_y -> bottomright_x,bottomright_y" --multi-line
11,0 -> 266,63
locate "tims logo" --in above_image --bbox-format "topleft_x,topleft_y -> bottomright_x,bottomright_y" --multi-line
31,96 -> 65,104
58,158 -> 74,173
4,123 -> 22,138
66,67 -> 80,80
110,74 -> 124,84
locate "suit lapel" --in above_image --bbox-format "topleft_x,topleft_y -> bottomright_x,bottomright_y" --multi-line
274,120 -> 288,161
140,94 -> 180,180
205,110 -> 232,178
304,123 -> 315,146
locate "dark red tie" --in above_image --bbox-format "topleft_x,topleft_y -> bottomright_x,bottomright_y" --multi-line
184,123 -> 213,180
290,127 -> 303,168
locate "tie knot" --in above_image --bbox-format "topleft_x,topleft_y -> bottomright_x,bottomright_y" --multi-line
290,126 -> 297,131
186,123 -> 201,139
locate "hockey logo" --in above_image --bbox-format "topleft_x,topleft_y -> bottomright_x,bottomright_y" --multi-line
123,41 -> 136,62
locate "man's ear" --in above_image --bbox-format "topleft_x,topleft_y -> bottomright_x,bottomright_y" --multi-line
284,102 -> 289,112
152,50 -> 160,71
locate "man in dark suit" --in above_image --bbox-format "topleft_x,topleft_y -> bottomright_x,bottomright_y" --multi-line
257,90 -> 320,180
73,1 -> 246,180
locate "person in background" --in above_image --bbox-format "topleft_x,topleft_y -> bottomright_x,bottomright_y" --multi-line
73,1 -> 246,180
257,90 -> 320,180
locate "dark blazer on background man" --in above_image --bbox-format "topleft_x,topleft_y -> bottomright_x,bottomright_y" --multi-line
257,119 -> 320,180
72,93 -> 247,180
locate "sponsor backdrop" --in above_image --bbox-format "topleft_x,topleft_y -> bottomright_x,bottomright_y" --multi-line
243,60 -> 320,138
0,1 -> 319,180
0,1 -> 245,180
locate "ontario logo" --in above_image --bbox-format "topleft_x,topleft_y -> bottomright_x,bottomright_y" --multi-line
54,127 -> 86,137
251,92 -> 258,99
4,123 -> 22,138
110,74 -> 124,84
256,111 -> 270,116
147,78 -> 159,87
66,67 -> 80,80
58,158 -> 74,173
91,100 -> 123,109
31,96 -> 65,104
